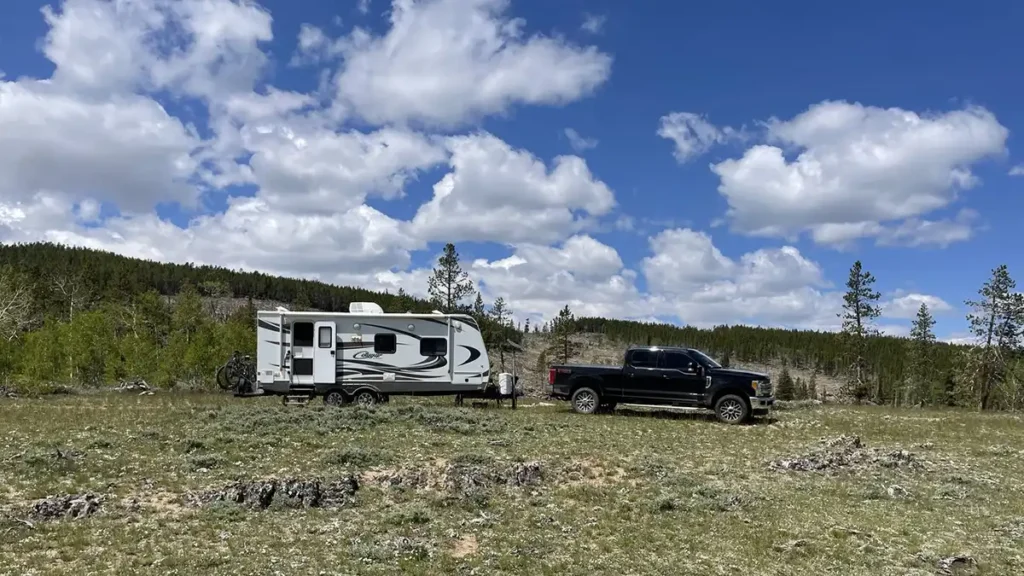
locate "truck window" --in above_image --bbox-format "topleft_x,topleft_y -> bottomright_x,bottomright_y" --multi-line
660,351 -> 694,371
629,349 -> 658,368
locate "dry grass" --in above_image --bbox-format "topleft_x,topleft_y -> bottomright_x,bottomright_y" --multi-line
2,393 -> 1024,575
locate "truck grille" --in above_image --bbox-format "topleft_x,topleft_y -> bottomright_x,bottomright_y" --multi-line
757,381 -> 773,397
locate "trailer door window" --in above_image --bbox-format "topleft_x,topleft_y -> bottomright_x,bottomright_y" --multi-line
318,325 -> 333,348
420,337 -> 447,357
374,332 -> 397,354
293,322 -> 314,347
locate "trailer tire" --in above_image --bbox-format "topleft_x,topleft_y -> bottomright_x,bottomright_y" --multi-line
352,389 -> 379,407
570,387 -> 599,414
324,389 -> 346,406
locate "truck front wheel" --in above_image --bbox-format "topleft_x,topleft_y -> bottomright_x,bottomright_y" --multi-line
570,387 -> 599,414
714,394 -> 750,424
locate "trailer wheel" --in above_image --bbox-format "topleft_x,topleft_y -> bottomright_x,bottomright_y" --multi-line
324,390 -> 346,406
570,387 -> 599,414
353,390 -> 379,407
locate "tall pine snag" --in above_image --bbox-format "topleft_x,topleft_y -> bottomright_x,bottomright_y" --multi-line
903,303 -> 936,406
960,265 -> 1024,410
427,243 -> 474,313
839,260 -> 881,403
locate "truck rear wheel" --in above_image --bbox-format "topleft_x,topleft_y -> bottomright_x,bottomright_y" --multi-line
714,394 -> 750,424
570,387 -> 599,414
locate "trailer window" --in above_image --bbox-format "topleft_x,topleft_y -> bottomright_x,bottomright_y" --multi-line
420,337 -> 447,356
318,326 -> 333,348
292,322 -> 314,347
374,332 -> 397,354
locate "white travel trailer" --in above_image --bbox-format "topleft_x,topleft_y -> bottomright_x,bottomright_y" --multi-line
253,302 -> 491,405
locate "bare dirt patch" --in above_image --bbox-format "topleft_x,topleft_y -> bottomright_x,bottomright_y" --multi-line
451,534 -> 479,558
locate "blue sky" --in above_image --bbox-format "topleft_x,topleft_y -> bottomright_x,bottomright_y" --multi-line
0,0 -> 1021,340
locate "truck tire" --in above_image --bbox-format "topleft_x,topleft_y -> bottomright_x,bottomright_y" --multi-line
714,394 -> 750,424
570,387 -> 599,414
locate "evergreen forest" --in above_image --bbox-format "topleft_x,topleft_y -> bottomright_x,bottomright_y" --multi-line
0,241 -> 1021,411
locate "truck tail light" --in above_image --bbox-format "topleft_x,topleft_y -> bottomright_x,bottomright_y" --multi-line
548,368 -> 556,385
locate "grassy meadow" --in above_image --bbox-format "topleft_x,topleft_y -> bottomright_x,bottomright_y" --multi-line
2,393 -> 1023,575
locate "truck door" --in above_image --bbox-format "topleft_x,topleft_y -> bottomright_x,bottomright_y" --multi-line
656,350 -> 704,403
621,349 -> 660,402
313,321 -> 337,386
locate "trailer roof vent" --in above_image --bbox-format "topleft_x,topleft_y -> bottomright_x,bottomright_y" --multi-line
349,301 -> 384,314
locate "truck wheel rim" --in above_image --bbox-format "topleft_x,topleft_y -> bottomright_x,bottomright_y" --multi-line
719,399 -> 743,421
575,391 -> 596,412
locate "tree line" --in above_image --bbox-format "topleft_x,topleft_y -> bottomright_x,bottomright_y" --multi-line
1,241 -> 1022,410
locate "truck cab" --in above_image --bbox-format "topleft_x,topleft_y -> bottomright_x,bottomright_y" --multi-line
548,345 -> 774,424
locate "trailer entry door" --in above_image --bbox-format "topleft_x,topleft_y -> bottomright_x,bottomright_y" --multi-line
313,321 -> 336,385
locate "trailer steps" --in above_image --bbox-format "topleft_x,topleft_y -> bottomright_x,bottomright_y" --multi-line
282,394 -> 314,407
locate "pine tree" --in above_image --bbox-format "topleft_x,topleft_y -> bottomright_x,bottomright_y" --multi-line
904,302 -> 936,406
795,376 -> 808,400
427,243 -> 474,313
808,372 -> 818,401
839,260 -> 881,402
472,292 -> 485,318
720,349 -> 732,368
959,265 -> 1024,410
776,365 -> 795,400
551,305 -> 576,363
489,297 -> 512,370
293,286 -> 312,309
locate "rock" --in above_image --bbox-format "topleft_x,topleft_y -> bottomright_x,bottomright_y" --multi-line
115,380 -> 152,392
887,485 -> 910,499
768,435 -> 924,473
937,555 -> 977,576
30,493 -> 103,520
188,475 -> 359,509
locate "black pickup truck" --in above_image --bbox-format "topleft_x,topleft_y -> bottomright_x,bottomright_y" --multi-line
547,345 -> 774,424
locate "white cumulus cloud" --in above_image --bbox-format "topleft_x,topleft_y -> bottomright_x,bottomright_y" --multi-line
331,0 -> 613,127
410,132 -> 615,244
710,100 -> 1008,247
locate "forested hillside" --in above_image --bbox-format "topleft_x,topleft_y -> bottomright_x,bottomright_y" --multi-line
0,242 -> 1021,410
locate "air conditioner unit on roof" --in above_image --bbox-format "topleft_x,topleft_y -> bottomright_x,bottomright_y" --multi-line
349,302 -> 384,314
